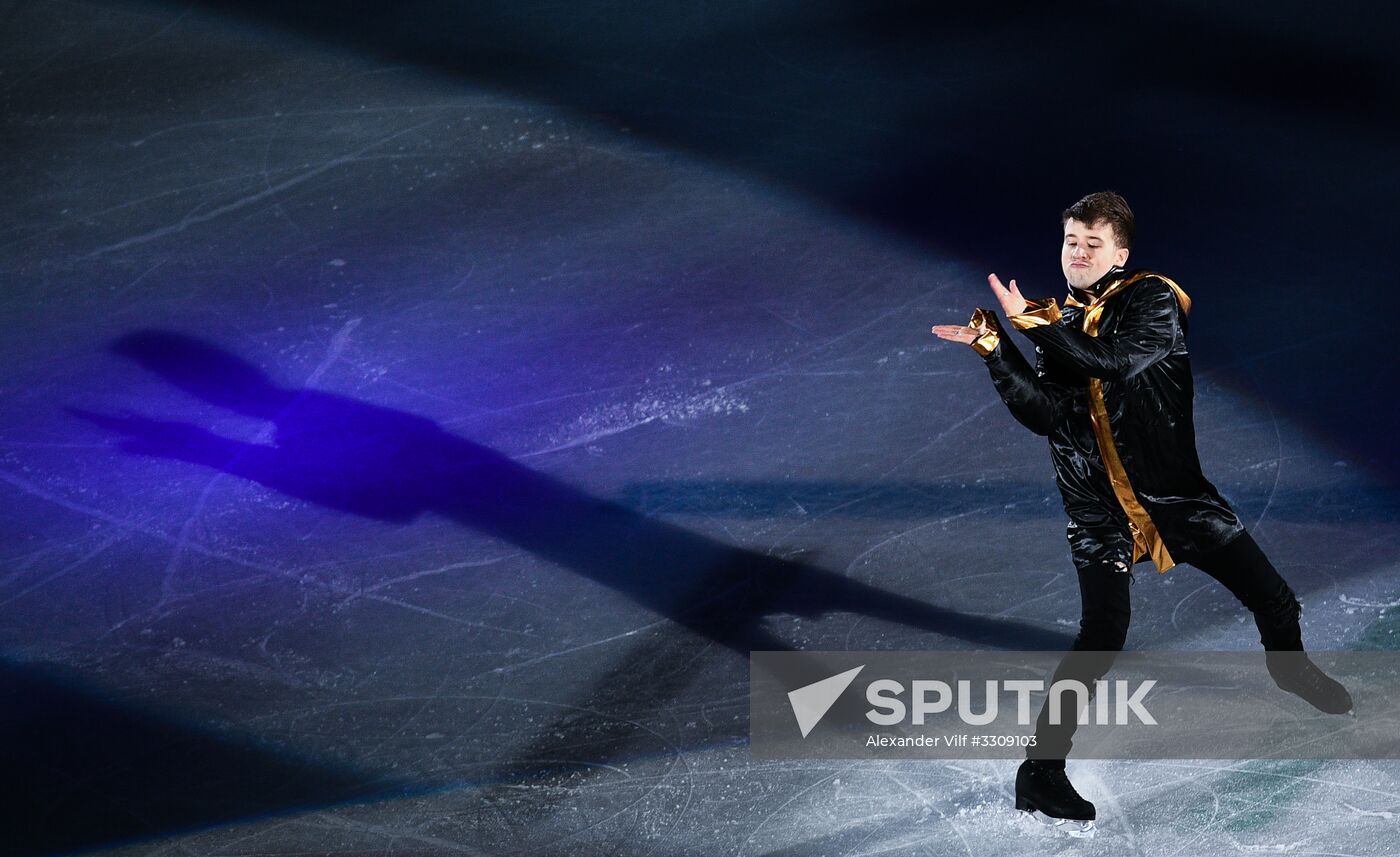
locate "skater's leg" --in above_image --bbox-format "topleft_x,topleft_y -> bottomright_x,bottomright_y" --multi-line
1028,555 -> 1132,761
1180,528 -> 1302,650
1013,545 -> 1127,836
1182,528 -> 1352,714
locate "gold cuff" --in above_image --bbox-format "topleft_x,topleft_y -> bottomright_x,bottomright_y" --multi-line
1008,296 -> 1062,330
968,307 -> 1001,356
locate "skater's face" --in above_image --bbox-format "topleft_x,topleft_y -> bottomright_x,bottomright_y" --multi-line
1062,218 -> 1131,291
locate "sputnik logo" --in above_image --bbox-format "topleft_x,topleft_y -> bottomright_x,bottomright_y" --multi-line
787,665 -> 865,738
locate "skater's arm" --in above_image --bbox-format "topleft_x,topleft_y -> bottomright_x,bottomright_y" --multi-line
1008,277 -> 1181,381
962,308 -> 1058,437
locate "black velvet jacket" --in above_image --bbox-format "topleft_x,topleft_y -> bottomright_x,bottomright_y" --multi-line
968,265 -> 1244,573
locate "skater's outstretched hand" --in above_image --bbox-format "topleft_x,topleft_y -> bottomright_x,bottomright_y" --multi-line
930,321 -> 984,344
986,272 -> 1028,317
931,272 -> 1030,346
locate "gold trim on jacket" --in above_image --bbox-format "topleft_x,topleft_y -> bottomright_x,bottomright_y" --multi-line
1070,271 -> 1190,572
997,270 -> 1193,572
967,307 -> 1003,356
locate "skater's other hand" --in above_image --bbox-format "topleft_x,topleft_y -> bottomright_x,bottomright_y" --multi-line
931,323 -> 982,344
987,273 -> 1028,317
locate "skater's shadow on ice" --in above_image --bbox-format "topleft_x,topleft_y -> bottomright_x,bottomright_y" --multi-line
58,328 -> 1071,851
73,329 -> 1071,654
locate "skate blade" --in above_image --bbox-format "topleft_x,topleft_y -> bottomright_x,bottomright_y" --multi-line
1022,809 -> 1097,839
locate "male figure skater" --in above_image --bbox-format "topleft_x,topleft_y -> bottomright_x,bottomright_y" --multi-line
931,190 -> 1353,836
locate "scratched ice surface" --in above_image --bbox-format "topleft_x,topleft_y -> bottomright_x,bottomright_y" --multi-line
3,1 -> 1400,855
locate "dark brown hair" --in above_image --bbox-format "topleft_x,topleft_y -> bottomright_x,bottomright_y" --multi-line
1062,190 -> 1135,250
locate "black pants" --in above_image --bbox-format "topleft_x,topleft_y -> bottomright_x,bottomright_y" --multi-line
1026,527 -> 1303,760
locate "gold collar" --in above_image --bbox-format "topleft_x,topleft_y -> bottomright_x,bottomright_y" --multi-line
1065,271 -> 1192,335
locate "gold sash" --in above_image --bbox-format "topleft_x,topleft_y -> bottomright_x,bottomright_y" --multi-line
1063,272 -> 1191,573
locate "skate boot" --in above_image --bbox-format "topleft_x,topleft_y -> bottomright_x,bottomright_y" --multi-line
1014,759 -> 1096,838
1266,652 -> 1354,715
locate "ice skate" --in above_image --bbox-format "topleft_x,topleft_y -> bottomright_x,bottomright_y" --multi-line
1267,652 -> 1354,715
1014,759 -> 1097,838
